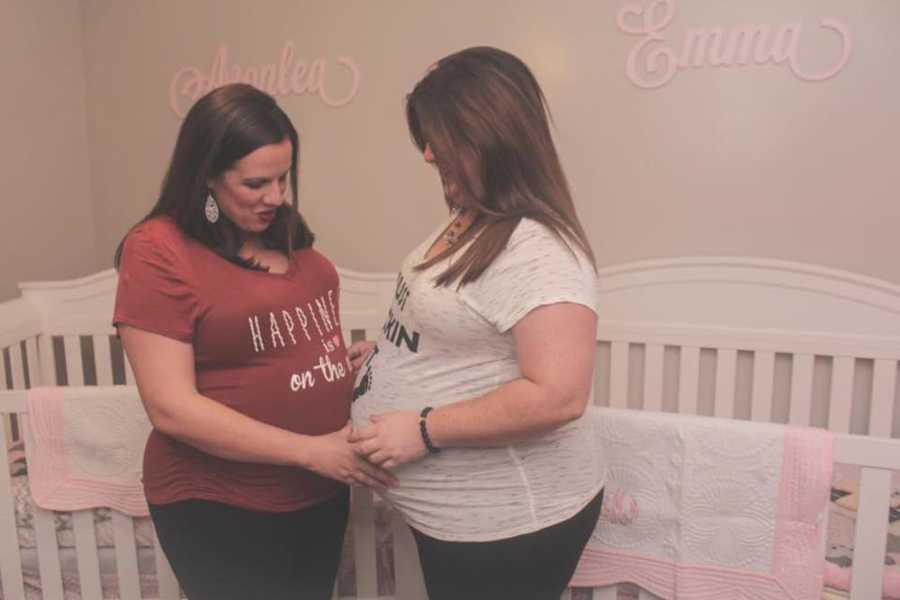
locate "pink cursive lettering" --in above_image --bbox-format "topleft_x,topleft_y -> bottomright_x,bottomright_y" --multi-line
616,0 -> 852,89
169,43 -> 360,117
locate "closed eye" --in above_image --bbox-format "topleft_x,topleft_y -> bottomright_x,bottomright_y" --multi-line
244,172 -> 289,190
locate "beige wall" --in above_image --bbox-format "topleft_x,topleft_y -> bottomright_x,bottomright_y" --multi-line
16,1 -> 900,294
0,0 -> 97,301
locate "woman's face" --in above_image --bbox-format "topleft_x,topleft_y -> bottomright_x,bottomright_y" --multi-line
208,138 -> 292,236
424,142 -> 486,208
423,143 -> 459,204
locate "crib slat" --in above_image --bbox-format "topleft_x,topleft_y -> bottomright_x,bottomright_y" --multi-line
593,586 -> 617,599
9,344 -> 26,390
677,346 -> 700,415
391,511 -> 427,600
594,342 -> 610,407
153,527 -> 181,600
112,511 -> 142,600
64,335 -> 84,386
73,511 -> 103,600
93,335 -> 114,387
869,359 -> 896,437
351,487 -> 378,598
642,344 -> 664,411
0,411 -> 26,600
849,467 -> 891,600
2,415 -> 12,453
5,344 -> 25,445
788,353 -> 814,426
38,335 -> 56,386
750,350 -> 775,422
609,342 -> 629,409
713,348 -> 737,418
0,348 -> 8,391
827,356 -> 854,433
22,417 -> 65,598
25,337 -> 40,388
32,505 -> 65,599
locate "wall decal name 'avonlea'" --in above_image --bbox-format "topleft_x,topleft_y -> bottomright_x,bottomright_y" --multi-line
169,43 -> 359,116
617,0 -> 852,89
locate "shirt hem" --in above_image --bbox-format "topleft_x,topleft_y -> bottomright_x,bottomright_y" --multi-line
401,477 -> 606,542
494,294 -> 599,334
145,485 -> 346,513
112,317 -> 193,344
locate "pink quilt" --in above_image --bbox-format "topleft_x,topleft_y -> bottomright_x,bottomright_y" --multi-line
571,409 -> 833,600
26,386 -> 151,516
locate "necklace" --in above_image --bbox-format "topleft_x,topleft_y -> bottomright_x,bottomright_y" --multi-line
445,210 -> 475,246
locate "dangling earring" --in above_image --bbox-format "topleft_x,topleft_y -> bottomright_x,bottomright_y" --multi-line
204,193 -> 220,223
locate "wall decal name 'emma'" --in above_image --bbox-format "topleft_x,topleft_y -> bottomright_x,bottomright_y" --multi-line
617,0 -> 852,89
169,43 -> 360,117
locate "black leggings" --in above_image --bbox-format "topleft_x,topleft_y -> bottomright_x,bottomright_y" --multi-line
411,488 -> 604,600
149,488 -> 349,600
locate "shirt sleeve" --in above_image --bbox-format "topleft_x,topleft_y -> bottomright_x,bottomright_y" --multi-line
460,219 -> 599,333
112,226 -> 200,343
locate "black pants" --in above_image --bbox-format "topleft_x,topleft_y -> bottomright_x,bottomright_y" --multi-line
411,488 -> 603,600
149,488 -> 349,600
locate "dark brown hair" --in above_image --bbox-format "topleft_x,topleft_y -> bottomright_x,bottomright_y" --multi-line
115,83 -> 313,269
407,46 -> 595,286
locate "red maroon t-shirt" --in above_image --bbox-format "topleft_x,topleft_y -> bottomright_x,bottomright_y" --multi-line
113,216 -> 351,512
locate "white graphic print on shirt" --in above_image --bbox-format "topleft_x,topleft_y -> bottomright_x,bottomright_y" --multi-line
246,288 -> 350,392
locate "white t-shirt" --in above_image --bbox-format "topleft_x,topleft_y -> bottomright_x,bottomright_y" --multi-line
351,217 -> 605,541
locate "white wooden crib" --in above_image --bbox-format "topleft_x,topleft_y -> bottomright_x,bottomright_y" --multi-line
0,256 -> 898,600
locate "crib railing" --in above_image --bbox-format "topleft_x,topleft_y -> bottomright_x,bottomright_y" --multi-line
0,296 -> 42,445
0,393 -> 25,599
2,389 -> 899,600
0,391 -> 176,600
593,321 -> 900,436
2,261 -> 900,599
835,434 -> 900,599
0,386 -> 424,600
2,333 -> 900,599
587,324 -> 900,600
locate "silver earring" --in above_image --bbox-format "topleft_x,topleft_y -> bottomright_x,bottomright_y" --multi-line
204,193 -> 220,223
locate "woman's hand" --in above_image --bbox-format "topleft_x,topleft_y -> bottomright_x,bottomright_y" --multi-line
349,411 -> 427,469
303,423 -> 398,489
347,340 -> 376,371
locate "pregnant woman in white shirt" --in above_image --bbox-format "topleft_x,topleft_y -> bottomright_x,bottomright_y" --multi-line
348,46 -> 606,600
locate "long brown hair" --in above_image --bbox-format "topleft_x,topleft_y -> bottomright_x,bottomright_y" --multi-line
407,46 -> 595,286
114,83 -> 313,269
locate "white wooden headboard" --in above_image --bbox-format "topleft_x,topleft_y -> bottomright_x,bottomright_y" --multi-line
591,257 -> 900,439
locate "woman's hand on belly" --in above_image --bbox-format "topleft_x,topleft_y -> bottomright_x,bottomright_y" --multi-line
348,340 -> 376,372
349,411 -> 426,469
302,423 -> 399,489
